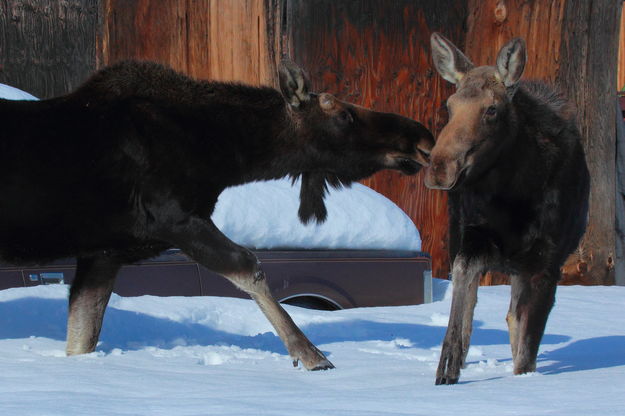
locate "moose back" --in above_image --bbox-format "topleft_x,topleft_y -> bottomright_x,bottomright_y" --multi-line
0,60 -> 434,370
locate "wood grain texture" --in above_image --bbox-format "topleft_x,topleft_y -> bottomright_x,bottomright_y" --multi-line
100,0 -> 275,86
189,0 -> 273,85
557,0 -> 620,285
466,0 -> 565,82
0,0 -> 99,98
101,0 -> 187,72
618,5 -> 625,91
282,0 -> 469,279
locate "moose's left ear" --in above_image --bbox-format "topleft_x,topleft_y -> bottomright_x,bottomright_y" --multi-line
496,38 -> 526,94
430,32 -> 474,85
279,59 -> 311,109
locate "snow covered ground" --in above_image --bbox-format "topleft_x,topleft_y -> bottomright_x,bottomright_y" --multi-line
1,282 -> 623,415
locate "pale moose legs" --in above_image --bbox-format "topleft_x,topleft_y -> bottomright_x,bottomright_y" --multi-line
436,256 -> 482,385
65,216 -> 332,370
163,216 -> 334,370
66,255 -> 120,355
507,272 -> 557,374
436,261 -> 558,384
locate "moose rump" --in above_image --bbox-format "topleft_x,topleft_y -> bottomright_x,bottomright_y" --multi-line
426,33 -> 589,384
0,59 -> 434,370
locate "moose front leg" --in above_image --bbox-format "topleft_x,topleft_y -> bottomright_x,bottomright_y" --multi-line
66,255 -> 121,355
436,255 -> 483,385
160,217 -> 334,371
508,271 -> 557,375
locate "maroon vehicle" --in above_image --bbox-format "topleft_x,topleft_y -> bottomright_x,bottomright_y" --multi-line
0,248 -> 431,310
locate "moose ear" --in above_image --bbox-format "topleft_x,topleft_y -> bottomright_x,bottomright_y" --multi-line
430,32 -> 474,85
279,59 -> 311,108
496,38 -> 526,92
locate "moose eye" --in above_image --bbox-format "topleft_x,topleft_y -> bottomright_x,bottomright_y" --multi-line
485,105 -> 497,117
338,110 -> 353,124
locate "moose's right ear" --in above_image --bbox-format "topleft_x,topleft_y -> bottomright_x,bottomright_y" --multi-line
279,59 -> 311,108
430,32 -> 474,85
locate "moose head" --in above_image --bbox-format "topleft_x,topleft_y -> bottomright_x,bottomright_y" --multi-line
277,59 -> 434,223
425,33 -> 527,190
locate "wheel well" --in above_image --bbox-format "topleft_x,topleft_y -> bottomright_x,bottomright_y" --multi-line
280,294 -> 342,311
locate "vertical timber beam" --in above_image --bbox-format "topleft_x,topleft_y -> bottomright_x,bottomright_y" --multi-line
557,0 -> 621,285
99,0 -> 276,86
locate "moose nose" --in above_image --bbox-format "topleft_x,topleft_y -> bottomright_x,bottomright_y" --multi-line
424,154 -> 458,190
431,159 -> 447,176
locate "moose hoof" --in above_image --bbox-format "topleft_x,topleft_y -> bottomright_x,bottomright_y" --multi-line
292,344 -> 335,371
435,341 -> 463,385
513,361 -> 537,375
311,359 -> 335,371
435,376 -> 459,385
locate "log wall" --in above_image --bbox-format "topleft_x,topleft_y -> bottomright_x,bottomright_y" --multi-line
100,0 -> 276,86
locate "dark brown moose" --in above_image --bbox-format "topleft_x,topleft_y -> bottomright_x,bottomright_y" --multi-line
426,33 -> 589,384
0,60 -> 434,370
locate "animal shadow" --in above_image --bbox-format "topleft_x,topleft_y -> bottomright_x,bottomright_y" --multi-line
0,296 -> 569,355
538,336 -> 625,375
0,297 -> 285,354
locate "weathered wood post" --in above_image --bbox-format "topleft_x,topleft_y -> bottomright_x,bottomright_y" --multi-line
0,0 -> 98,98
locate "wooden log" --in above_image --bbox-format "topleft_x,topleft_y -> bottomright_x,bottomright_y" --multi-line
100,0 -> 275,87
100,0 -> 188,72
0,0 -> 99,98
556,0 -> 621,285
618,7 -> 625,91
615,97 -> 625,285
465,0 -> 565,82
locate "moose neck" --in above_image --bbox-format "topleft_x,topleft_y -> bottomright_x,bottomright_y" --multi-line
465,84 -> 550,196
209,87 -> 317,185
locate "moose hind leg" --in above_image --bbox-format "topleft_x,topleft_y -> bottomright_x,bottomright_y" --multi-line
507,274 -> 525,362
229,267 -> 333,370
66,256 -> 120,355
510,271 -> 557,375
436,256 -> 482,385
163,217 -> 333,370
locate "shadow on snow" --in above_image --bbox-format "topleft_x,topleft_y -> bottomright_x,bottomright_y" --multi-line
0,297 -> 570,361
538,336 -> 625,375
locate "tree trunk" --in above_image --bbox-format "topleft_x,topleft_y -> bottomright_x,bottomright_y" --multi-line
557,0 -> 620,285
